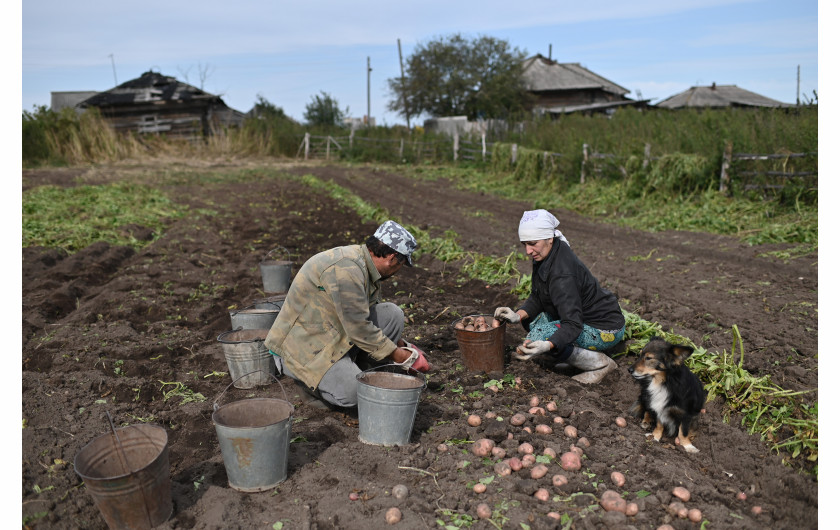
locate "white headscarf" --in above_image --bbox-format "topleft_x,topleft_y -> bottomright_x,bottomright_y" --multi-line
518,209 -> 570,247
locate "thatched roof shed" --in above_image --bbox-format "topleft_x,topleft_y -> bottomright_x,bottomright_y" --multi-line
520,54 -> 647,115
79,71 -> 244,138
656,83 -> 791,109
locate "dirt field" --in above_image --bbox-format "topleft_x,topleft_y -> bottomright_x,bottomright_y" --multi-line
21,162 -> 818,529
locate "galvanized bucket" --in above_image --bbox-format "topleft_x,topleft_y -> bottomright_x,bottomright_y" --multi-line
253,295 -> 285,311
74,423 -> 172,530
217,329 -> 274,389
229,304 -> 280,330
356,365 -> 426,446
259,247 -> 293,294
453,314 -> 507,373
212,371 -> 294,492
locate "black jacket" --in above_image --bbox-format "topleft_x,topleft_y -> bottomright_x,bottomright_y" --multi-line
518,237 -> 624,351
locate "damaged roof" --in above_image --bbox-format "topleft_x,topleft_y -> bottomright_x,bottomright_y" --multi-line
656,84 -> 791,108
79,70 -> 224,107
521,54 -> 630,96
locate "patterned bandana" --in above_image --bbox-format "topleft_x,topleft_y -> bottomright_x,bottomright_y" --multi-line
518,209 -> 570,246
373,220 -> 417,266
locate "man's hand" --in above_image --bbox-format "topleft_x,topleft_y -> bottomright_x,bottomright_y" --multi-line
392,343 -> 430,372
513,340 -> 552,360
404,342 -> 430,372
494,307 -> 520,323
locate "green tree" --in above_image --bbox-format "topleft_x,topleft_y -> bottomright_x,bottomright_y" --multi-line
387,34 -> 530,121
251,94 -> 290,120
303,91 -> 348,126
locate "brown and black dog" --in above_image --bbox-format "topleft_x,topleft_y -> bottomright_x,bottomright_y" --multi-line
628,337 -> 707,453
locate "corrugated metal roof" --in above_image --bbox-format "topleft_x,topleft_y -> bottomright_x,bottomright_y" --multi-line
656,84 -> 792,108
79,71 -> 223,107
521,54 -> 629,96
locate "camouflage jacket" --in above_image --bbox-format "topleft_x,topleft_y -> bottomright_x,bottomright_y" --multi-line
265,244 -> 396,390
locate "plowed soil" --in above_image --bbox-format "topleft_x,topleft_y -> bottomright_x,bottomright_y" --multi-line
21,162 -> 818,529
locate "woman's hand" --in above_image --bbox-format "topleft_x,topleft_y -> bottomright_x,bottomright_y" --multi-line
514,340 -> 553,360
494,307 -> 521,323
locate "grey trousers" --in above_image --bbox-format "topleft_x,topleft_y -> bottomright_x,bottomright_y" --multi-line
274,302 -> 404,407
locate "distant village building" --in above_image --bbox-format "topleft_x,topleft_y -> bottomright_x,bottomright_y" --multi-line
656,83 -> 792,109
520,54 -> 649,115
78,71 -> 244,139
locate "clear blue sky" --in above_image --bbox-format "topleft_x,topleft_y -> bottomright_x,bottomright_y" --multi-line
21,0 -> 818,126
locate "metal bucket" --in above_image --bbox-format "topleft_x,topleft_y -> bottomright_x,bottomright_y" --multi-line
74,424 -> 172,530
356,365 -> 426,446
212,371 -> 294,492
253,295 -> 285,311
229,304 -> 280,330
217,329 -> 274,389
453,314 -> 507,373
259,247 -> 293,294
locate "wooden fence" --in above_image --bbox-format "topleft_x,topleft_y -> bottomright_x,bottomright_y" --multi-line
719,142 -> 817,194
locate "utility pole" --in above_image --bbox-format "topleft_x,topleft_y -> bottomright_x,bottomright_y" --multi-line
109,54 -> 118,86
367,56 -> 372,127
397,39 -> 410,129
796,65 -> 801,106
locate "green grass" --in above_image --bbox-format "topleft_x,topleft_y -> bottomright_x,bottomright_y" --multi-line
22,182 -> 184,252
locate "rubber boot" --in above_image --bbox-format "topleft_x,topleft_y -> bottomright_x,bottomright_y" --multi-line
566,347 -> 617,384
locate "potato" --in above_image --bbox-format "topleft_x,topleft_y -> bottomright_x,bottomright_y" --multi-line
437,443 -> 448,452
553,416 -> 564,424
564,425 -> 578,438
656,526 -> 675,530
464,325 -> 475,331
510,413 -> 528,426
535,424 -> 553,435
751,505 -> 763,515
599,489 -> 626,512
570,445 -> 583,456
610,471 -> 625,487
518,442 -> 534,454
522,426 -> 532,434
521,454 -> 536,467
494,460 -> 512,476
543,447 -> 557,458
473,483 -> 487,494
491,447 -> 506,459
576,437 -> 591,448
385,507 -> 402,524
615,416 -> 627,428
529,395 -> 540,408
530,464 -> 549,479
547,512 -> 561,520
560,451 -> 581,471
545,401 -> 558,412
491,319 -> 501,328
672,486 -> 691,502
737,491 -> 747,501
467,414 -> 482,427
533,488 -> 550,501
529,406 -> 546,416
488,385 -> 500,393
454,321 -> 465,330
392,484 -> 409,500
349,492 -> 360,501
476,503 -> 492,519
474,316 -> 486,327
551,474 -> 568,487
484,411 -> 497,419
625,502 -> 639,516
508,457 -> 523,471
688,508 -> 703,522
471,438 -> 495,457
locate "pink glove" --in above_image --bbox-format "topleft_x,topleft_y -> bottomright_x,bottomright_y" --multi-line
404,342 -> 431,372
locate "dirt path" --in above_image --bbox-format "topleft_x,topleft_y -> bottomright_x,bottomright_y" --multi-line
22,162 -> 817,529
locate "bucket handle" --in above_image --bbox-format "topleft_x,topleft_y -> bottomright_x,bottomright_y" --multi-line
262,246 -> 291,263
105,411 -> 157,529
213,370 -> 289,412
361,363 -> 427,386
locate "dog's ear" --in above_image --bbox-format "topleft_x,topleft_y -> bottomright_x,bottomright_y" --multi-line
668,344 -> 694,365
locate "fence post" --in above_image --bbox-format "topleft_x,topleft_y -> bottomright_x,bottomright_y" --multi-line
399,138 -> 404,159
580,143 -> 588,184
481,133 -> 486,161
453,133 -> 459,161
350,129 -> 354,149
511,143 -> 518,164
304,132 -> 310,160
643,143 -> 651,169
326,136 -> 331,160
720,141 -> 732,194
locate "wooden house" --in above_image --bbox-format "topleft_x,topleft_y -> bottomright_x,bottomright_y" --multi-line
520,54 -> 648,115
655,83 -> 792,109
78,71 -> 244,139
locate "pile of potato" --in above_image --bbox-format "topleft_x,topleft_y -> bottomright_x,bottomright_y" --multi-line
453,315 -> 501,332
